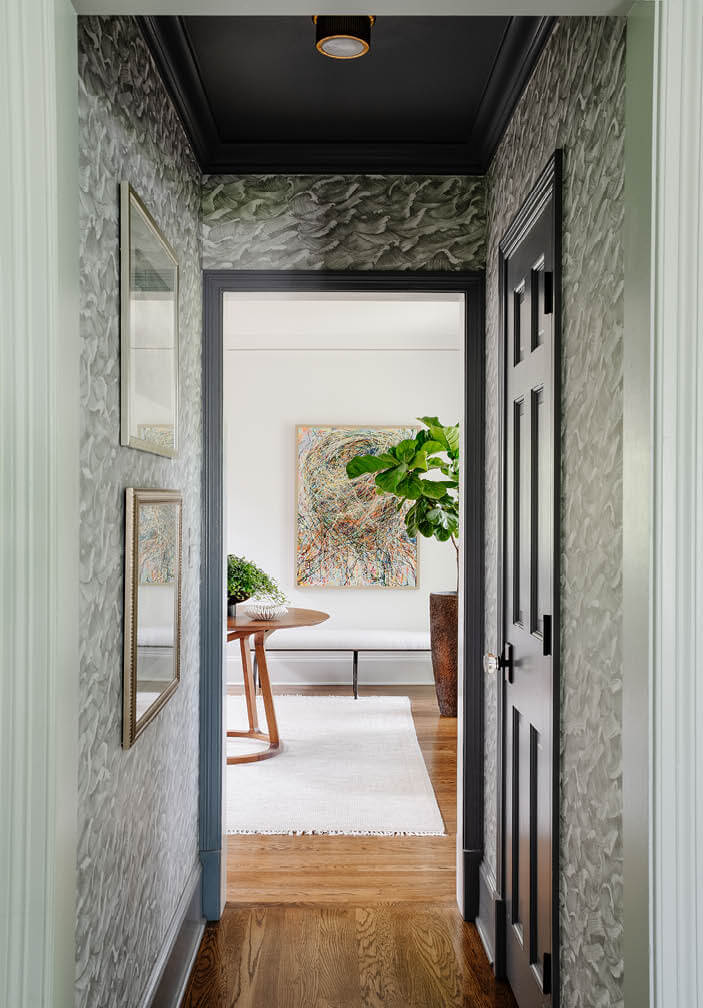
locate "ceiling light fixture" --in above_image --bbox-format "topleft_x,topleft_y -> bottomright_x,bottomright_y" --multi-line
312,15 -> 375,60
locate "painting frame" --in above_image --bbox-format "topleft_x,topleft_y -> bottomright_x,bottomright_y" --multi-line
123,487 -> 183,749
295,423 -> 420,590
120,181 -> 180,459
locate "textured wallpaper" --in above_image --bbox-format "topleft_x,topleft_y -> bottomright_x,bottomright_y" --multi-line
201,173 -> 486,271
484,17 -> 625,1007
77,17 -> 202,1008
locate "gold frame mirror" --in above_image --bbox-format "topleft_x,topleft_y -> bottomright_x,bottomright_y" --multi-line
123,488 -> 182,748
120,182 -> 179,458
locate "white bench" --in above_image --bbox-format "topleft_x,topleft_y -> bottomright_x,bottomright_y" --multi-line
250,628 -> 431,698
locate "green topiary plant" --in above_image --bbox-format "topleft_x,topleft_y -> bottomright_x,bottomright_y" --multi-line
227,555 -> 287,605
346,416 -> 460,584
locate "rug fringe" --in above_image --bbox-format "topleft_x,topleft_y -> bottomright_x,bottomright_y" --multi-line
225,828 -> 446,837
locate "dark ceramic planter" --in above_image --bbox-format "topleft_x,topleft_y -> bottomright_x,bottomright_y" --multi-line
429,591 -> 458,717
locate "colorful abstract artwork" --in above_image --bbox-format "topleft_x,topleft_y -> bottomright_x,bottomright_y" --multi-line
296,425 -> 418,588
138,500 -> 179,585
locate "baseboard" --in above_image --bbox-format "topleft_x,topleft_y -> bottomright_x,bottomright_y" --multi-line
226,651 -> 433,687
139,861 -> 204,1008
462,848 -> 482,921
475,860 -> 505,978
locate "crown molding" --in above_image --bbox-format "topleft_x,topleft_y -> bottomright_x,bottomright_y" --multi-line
138,15 -> 554,175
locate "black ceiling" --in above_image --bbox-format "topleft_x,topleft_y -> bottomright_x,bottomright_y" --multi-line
139,15 -> 554,175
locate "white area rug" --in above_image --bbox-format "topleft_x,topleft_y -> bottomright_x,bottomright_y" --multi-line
225,695 -> 445,836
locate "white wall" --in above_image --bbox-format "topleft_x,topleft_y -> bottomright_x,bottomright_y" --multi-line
223,293 -> 463,684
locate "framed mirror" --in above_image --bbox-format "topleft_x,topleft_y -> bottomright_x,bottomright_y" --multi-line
120,182 -> 179,458
123,488 -> 182,748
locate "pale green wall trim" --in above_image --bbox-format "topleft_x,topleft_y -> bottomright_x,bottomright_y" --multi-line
650,0 -> 703,1004
622,5 -> 656,1007
0,0 -> 79,1006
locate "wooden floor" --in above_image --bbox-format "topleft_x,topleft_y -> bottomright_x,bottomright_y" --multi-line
183,903 -> 516,1008
183,686 -> 515,1007
226,685 -> 457,904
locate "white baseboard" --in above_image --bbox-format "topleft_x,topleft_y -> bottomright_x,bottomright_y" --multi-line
226,651 -> 433,686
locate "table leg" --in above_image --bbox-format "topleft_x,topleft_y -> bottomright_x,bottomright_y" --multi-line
226,631 -> 281,765
241,637 -> 259,732
255,631 -> 279,748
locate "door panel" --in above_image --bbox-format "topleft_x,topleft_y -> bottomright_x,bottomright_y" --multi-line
498,154 -> 561,1008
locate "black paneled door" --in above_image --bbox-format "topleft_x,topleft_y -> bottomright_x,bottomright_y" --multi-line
498,153 -> 561,1008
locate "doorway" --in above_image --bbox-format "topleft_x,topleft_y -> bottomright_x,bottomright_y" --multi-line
200,270 -> 485,922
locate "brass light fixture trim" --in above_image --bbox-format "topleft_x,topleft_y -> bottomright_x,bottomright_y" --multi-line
313,15 -> 376,59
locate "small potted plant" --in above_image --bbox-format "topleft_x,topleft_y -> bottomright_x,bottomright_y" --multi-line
347,417 -> 460,716
227,555 -> 287,618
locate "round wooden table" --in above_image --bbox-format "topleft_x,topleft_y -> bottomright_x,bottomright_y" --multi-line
226,607 -> 329,765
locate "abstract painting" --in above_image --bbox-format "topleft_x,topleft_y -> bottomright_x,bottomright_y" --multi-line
296,425 -> 418,588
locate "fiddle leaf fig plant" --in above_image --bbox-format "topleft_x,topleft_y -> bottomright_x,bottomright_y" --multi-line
346,417 -> 460,583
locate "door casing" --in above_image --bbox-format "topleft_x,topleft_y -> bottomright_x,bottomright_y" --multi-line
200,269 -> 485,919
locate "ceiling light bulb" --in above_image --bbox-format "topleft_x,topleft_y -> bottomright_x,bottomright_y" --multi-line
313,15 -> 375,60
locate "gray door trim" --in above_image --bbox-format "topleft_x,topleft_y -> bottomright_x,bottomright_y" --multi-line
199,269 -> 485,919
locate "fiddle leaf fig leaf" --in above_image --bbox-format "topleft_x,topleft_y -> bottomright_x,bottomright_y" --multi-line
420,479 -> 457,500
347,454 -> 391,478
420,439 -> 444,456
397,474 -> 423,500
428,427 -> 449,449
375,464 -> 408,492
445,425 -> 460,455
395,439 -> 417,463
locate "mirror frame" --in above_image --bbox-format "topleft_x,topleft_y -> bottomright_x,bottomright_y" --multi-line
123,487 -> 183,749
120,181 -> 179,458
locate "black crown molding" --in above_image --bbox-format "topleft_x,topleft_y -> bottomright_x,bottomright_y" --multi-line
138,15 -> 554,177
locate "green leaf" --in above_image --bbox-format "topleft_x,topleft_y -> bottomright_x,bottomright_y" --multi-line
411,450 -> 428,471
375,464 -> 408,493
421,439 -> 445,456
426,507 -> 449,528
346,454 -> 391,478
417,416 -> 441,429
428,427 -> 449,449
395,439 -> 418,463
397,474 -> 423,500
435,527 -> 452,542
445,425 -> 460,455
376,453 -> 398,467
420,480 -> 456,500
426,458 -> 445,470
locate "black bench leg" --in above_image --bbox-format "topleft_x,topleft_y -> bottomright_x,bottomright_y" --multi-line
353,651 -> 359,699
